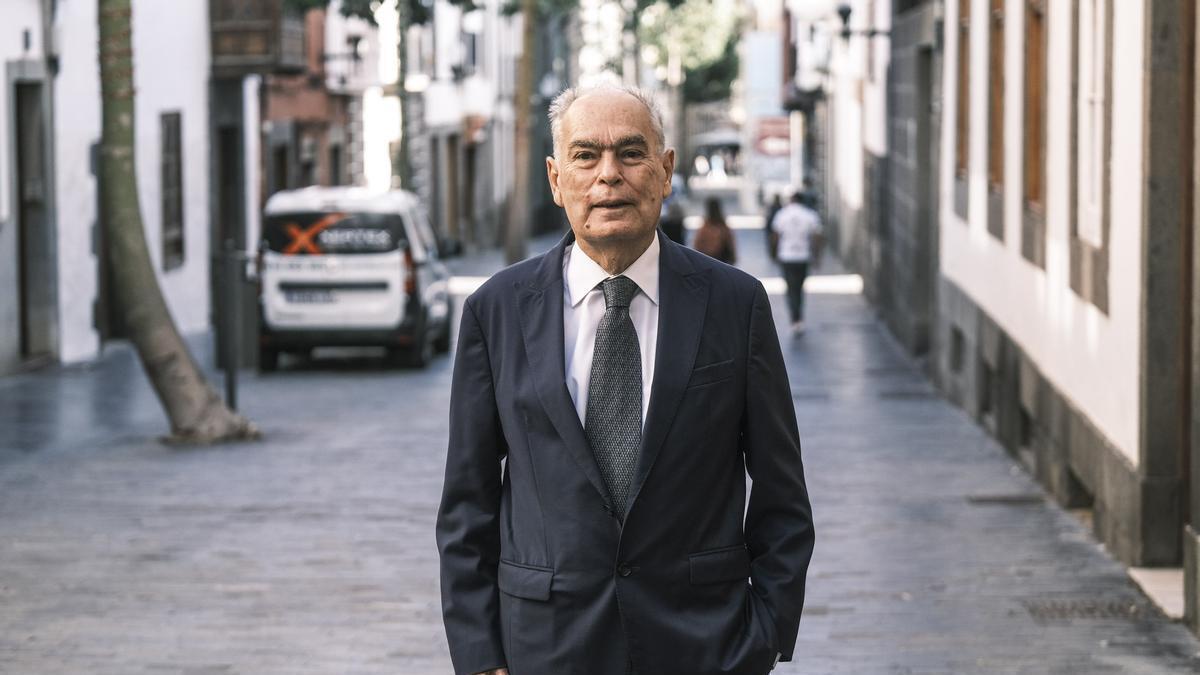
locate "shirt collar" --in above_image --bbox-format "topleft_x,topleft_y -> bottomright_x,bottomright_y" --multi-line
564,231 -> 661,308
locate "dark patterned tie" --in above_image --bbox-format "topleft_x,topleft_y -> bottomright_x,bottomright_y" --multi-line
585,276 -> 643,513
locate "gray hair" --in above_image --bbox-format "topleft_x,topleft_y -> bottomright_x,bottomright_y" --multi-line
548,83 -> 668,159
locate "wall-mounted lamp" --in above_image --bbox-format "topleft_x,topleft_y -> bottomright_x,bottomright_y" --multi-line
323,35 -> 364,65
837,3 -> 890,41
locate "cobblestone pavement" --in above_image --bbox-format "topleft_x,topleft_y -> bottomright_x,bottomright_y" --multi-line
2,225 -> 1199,674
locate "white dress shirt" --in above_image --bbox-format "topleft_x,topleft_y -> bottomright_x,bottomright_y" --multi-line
563,232 -> 660,428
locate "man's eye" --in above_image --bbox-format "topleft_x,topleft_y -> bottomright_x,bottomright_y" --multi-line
574,152 -> 595,161
623,150 -> 645,159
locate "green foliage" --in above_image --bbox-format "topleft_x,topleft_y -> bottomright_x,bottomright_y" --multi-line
682,32 -> 737,102
339,0 -> 382,23
637,0 -> 742,103
499,0 -> 578,16
636,0 -> 685,10
284,0 -> 378,23
283,0 -> 479,26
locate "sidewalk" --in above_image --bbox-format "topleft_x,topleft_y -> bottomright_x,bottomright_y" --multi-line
0,229 -> 1198,673
774,273 -> 1200,673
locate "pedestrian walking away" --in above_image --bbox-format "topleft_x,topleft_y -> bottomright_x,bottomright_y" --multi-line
764,193 -> 783,260
691,196 -> 738,265
660,199 -> 687,246
772,192 -> 824,336
436,83 -> 814,675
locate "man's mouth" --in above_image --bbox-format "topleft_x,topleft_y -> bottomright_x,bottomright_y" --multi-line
594,200 -> 633,209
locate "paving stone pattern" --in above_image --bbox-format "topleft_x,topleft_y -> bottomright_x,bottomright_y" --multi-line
1,228 -> 1198,674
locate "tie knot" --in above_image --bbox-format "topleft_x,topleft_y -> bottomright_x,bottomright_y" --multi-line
601,276 -> 638,309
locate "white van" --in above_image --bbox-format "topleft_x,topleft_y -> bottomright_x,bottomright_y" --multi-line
257,187 -> 453,370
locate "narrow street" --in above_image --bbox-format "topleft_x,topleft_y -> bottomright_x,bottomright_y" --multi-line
1,224 -> 1198,674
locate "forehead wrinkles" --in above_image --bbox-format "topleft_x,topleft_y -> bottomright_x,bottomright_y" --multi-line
562,95 -> 656,147
568,134 -> 649,151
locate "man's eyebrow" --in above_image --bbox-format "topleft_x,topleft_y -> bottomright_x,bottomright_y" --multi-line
568,135 -> 650,152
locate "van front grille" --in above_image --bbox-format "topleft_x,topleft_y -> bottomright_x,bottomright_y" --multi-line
278,281 -> 390,293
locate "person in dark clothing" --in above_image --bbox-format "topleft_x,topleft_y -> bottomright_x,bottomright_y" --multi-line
437,83 -> 813,675
692,196 -> 737,265
659,199 -> 686,245
764,193 -> 783,260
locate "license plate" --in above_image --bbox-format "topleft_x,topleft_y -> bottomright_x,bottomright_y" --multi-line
285,290 -> 335,304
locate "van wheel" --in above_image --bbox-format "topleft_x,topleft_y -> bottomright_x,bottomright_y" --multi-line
433,299 -> 453,353
404,331 -> 433,368
395,311 -> 434,368
259,347 -> 279,372
433,326 -> 451,353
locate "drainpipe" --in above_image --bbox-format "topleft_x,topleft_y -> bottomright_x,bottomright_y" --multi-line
40,0 -> 62,359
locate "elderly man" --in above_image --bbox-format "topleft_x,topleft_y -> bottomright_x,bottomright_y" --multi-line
436,84 -> 814,675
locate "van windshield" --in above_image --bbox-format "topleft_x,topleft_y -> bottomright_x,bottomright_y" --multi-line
262,212 -> 408,255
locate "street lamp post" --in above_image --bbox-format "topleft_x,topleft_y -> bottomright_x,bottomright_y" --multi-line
836,3 -> 891,41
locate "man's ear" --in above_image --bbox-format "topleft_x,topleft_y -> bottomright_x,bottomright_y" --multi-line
660,148 -> 676,197
546,156 -> 564,207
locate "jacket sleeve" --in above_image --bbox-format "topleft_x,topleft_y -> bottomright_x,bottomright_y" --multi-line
436,296 -> 508,675
741,282 -> 815,662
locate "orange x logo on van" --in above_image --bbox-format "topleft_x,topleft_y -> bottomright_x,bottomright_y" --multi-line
282,212 -> 346,254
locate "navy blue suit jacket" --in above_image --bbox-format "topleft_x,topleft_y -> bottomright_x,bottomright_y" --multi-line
436,232 -> 814,675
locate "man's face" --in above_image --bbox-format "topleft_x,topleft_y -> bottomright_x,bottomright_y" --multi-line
546,91 -> 676,250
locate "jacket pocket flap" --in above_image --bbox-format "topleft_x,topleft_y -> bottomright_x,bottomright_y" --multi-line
498,560 -> 553,601
687,359 -> 735,388
689,545 -> 750,584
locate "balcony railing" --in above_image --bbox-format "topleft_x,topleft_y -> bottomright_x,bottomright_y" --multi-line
210,0 -> 306,78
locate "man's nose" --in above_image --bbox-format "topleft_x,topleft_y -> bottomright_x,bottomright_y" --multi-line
597,151 -> 623,185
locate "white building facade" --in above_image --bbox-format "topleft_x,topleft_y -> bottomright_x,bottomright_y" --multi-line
0,0 -> 213,374
941,0 -> 1200,624
808,0 -> 1200,633
402,0 -> 527,248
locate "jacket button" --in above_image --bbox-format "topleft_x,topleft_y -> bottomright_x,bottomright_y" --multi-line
617,563 -> 633,577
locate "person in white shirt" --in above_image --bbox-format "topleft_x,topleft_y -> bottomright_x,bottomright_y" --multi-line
771,192 -> 823,335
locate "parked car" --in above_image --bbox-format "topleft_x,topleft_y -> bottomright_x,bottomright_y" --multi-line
257,187 -> 454,370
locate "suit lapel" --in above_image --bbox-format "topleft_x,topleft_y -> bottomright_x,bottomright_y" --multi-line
518,233 -> 613,505
629,236 -> 710,509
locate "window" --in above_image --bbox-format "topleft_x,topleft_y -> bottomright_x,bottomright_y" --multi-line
987,0 -> 1004,191
1022,0 -> 1048,267
329,144 -> 343,186
1077,0 -> 1107,248
271,145 -> 290,195
955,0 -> 970,178
160,112 -> 184,271
462,32 -> 478,77
1068,0 -> 1112,312
1023,0 -> 1045,210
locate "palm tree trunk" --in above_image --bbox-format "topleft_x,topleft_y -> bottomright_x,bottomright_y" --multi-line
505,0 -> 538,265
395,0 -> 412,187
98,0 -> 257,443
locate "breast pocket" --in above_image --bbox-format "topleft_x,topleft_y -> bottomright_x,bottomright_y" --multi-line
686,359 -> 735,389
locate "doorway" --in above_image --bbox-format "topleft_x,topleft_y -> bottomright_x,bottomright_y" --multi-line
1181,0 -> 1195,553
445,133 -> 460,242
14,81 -> 56,361
913,45 -> 941,357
